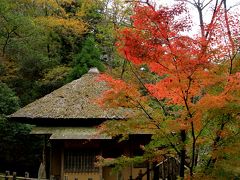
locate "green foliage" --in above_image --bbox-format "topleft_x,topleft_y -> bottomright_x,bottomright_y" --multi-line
0,63 -> 5,76
36,65 -> 71,96
0,115 -> 43,175
0,0 -> 116,104
68,35 -> 105,80
0,0 -> 36,55
0,82 -> 19,115
0,0 -> 134,176
81,0 -> 104,30
54,29 -> 83,64
0,82 -> 42,175
94,0 -> 133,66
98,155 -> 146,173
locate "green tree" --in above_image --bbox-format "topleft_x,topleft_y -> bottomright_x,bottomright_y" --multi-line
68,35 -> 105,80
0,82 -> 43,175
0,82 -> 19,115
95,0 -> 133,67
0,0 -> 37,56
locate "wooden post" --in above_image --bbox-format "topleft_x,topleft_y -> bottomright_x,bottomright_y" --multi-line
25,172 -> 29,180
153,162 -> 159,180
172,158 -> 176,179
129,165 -> 133,180
159,163 -> 162,179
146,163 -> 150,180
136,169 -> 143,180
13,172 -> 16,180
5,171 -> 10,180
49,142 -> 52,179
129,136 -> 133,180
99,150 -> 103,180
169,158 -> 173,180
61,146 -> 64,180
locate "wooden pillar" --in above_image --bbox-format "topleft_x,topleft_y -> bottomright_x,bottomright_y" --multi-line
24,172 -> 29,180
99,149 -> 103,180
153,162 -> 159,180
129,163 -> 133,180
49,140 -> 52,178
61,146 -> 64,180
12,172 -> 16,180
129,135 -> 133,180
5,171 -> 10,180
146,163 -> 150,180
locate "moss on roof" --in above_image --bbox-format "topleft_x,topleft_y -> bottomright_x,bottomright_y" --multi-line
10,72 -> 135,120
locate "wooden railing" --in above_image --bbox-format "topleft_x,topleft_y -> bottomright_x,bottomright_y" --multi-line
156,157 -> 180,180
133,157 -> 180,180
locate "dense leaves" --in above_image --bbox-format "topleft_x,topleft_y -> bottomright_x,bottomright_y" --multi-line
1,0 -> 239,178
0,0 -> 127,176
0,82 -> 43,176
99,1 -> 240,178
68,35 -> 105,81
0,82 -> 19,115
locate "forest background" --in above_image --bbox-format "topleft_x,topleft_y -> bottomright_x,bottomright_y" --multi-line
0,0 -> 239,179
0,0 -> 132,175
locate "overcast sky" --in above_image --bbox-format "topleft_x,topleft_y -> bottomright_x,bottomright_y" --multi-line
153,0 -> 240,35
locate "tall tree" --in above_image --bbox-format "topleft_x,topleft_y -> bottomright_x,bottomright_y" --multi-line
0,82 -> 43,175
94,0 -> 133,67
68,35 -> 105,80
98,1 -> 240,178
0,0 -> 95,104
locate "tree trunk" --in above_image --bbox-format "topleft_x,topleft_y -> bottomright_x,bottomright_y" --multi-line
179,130 -> 186,178
2,32 -> 10,56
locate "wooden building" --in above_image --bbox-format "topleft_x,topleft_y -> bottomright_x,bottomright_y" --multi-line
9,68 -> 152,180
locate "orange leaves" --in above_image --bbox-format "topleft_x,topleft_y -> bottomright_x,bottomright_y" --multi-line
114,2 -> 240,129
197,94 -> 227,111
97,74 -> 145,108
115,3 -> 217,112
96,1 -> 240,176
146,77 -> 184,105
205,7 -> 240,61
116,3 -> 195,70
132,2 -> 190,35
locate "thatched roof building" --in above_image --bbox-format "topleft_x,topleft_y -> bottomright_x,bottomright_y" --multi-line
8,68 -> 154,180
9,68 -> 134,126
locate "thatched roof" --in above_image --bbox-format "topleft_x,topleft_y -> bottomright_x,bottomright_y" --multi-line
9,68 -> 135,124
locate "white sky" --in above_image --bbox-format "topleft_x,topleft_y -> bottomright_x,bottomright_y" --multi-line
153,0 -> 240,35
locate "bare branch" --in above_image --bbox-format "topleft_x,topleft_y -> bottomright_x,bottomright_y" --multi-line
202,0 -> 214,9
129,63 -> 169,116
228,2 -> 240,11
175,0 -> 196,6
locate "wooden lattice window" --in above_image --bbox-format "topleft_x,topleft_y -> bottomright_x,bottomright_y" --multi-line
64,150 -> 99,172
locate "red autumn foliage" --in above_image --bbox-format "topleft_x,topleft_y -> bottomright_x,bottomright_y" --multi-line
98,1 -> 240,178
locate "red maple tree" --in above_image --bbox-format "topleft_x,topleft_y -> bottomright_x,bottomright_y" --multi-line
99,1 -> 240,178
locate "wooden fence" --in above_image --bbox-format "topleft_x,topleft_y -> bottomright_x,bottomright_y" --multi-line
156,157 -> 180,180
1,157 -> 180,180
133,157 -> 180,180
